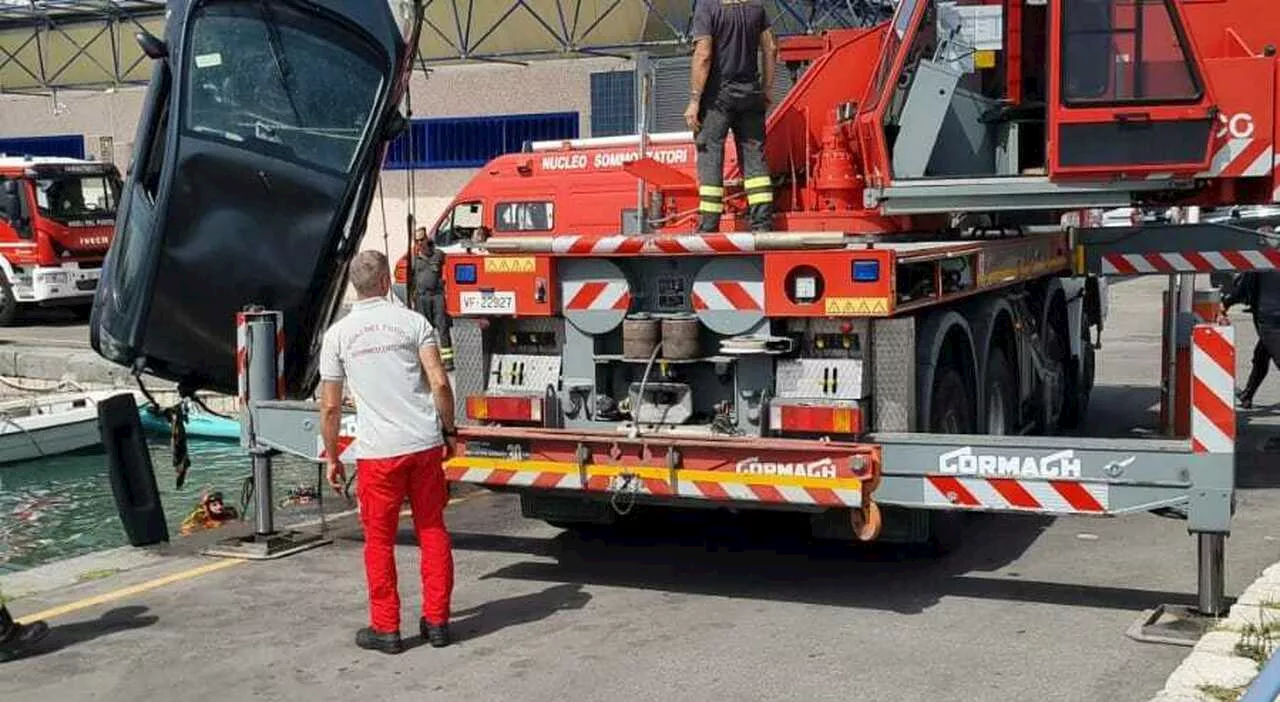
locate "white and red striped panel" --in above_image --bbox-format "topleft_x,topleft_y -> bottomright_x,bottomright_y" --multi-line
1199,131 -> 1273,179
550,233 -> 756,256
1101,249 -> 1280,275
1191,325 -> 1236,455
924,476 -> 1108,514
562,280 -> 631,311
691,280 -> 764,311
235,311 -> 286,405
445,465 -> 862,508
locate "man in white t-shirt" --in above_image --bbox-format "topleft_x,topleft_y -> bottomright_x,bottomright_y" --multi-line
319,250 -> 458,654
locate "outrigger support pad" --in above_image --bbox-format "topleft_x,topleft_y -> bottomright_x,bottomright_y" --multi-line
204,308 -> 330,561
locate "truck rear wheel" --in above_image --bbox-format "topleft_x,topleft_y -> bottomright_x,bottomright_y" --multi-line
984,352 -> 1016,435
930,367 -> 975,434
1058,320 -> 1094,430
926,365 -> 974,555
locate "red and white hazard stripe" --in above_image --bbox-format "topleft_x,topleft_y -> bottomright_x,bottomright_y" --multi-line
563,280 -> 631,311
1102,249 -> 1280,275
235,311 -> 286,403
1191,324 -> 1236,454
1200,135 -> 1274,179
691,280 -> 765,311
236,313 -> 249,405
444,463 -> 862,508
924,476 -> 1108,514
550,233 -> 756,256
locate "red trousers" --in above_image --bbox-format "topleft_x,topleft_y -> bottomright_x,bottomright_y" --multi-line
356,446 -> 453,633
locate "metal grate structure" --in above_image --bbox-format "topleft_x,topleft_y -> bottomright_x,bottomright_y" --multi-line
0,0 -> 893,93
0,1 -> 165,94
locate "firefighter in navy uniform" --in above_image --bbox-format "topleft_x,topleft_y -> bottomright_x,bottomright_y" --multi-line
1223,227 -> 1280,408
684,0 -> 778,233
412,228 -> 455,371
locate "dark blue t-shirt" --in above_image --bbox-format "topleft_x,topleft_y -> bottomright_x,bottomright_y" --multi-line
692,0 -> 771,88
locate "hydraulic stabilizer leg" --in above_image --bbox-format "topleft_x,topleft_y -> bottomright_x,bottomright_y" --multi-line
204,308 -> 330,560
1198,533 -> 1227,617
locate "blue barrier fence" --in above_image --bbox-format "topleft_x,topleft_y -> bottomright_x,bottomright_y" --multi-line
384,112 -> 579,170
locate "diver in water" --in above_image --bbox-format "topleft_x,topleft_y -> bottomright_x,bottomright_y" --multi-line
179,491 -> 239,536
280,485 -> 320,508
0,602 -> 47,662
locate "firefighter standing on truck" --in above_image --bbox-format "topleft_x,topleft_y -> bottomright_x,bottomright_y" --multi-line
684,0 -> 778,233
412,227 -> 454,371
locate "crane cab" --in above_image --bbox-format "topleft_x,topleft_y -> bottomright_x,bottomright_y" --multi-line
856,0 -> 1277,214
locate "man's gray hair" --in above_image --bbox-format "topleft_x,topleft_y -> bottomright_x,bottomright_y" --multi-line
349,250 -> 390,297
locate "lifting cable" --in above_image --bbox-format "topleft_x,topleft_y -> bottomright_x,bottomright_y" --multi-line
404,63 -> 419,307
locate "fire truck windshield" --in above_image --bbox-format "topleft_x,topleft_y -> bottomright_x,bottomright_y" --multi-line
184,2 -> 384,174
33,174 -> 120,224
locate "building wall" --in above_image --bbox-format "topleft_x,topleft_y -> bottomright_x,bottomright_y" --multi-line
0,56 -> 632,271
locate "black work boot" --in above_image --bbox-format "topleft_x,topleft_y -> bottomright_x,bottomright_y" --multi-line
697,214 -> 721,233
0,606 -> 49,662
420,617 -> 451,648
748,204 -> 774,233
355,627 -> 404,655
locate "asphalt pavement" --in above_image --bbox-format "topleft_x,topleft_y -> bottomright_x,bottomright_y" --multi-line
0,310 -> 89,349
3,276 -> 1279,702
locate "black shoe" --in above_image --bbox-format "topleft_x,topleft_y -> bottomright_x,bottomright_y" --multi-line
0,620 -> 49,662
420,617 -> 451,648
355,627 -> 404,655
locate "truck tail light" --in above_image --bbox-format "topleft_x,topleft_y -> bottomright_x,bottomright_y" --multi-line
769,403 -> 862,435
467,395 -> 544,423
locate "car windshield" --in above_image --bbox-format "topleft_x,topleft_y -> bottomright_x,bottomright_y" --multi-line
34,174 -> 120,223
185,2 -> 385,174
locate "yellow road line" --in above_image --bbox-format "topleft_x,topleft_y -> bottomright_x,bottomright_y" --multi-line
17,492 -> 485,625
16,559 -> 243,624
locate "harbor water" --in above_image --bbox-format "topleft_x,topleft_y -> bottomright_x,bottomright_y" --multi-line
0,438 -> 328,572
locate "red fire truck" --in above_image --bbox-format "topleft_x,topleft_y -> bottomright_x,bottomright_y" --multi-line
0,156 -> 120,325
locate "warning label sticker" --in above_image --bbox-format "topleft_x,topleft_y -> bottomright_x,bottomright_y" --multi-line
484,257 -> 536,274
824,297 -> 889,316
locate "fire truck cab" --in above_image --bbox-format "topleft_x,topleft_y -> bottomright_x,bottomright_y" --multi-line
395,132 -> 699,296
0,156 -> 120,325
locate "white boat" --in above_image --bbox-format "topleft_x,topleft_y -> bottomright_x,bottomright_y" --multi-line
0,391 -> 126,465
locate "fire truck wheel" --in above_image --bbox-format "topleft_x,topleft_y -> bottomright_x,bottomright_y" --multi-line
984,351 -> 1016,435
0,275 -> 18,327
929,367 -> 974,435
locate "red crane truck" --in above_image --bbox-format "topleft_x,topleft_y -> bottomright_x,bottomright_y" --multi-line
0,156 -> 120,325
418,0 -> 1267,602
98,0 -> 1276,619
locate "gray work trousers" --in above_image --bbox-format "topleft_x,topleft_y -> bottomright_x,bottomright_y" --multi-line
416,292 -> 454,362
695,81 -> 773,232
